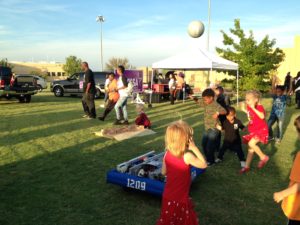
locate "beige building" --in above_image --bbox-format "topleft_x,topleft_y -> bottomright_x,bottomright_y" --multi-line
10,61 -> 66,81
277,35 -> 300,83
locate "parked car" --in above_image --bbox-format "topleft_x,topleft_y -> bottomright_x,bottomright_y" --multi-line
50,71 -> 110,98
0,66 -> 38,103
16,74 -> 47,91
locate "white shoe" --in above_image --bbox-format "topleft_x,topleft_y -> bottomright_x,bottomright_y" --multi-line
215,158 -> 222,163
240,161 -> 246,168
100,104 -> 105,108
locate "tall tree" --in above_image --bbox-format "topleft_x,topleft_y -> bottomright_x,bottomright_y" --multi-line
216,19 -> 285,90
63,56 -> 82,76
105,57 -> 134,71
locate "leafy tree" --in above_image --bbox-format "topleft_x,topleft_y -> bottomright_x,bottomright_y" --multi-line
105,57 -> 134,71
216,19 -> 285,91
0,58 -> 14,69
63,56 -> 82,76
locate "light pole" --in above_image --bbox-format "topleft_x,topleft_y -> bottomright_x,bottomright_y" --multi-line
96,15 -> 105,71
207,0 -> 211,50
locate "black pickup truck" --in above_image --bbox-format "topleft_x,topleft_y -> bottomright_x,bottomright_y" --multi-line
0,66 -> 38,103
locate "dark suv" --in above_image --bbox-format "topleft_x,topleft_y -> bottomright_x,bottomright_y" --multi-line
0,66 -> 38,103
50,71 -> 110,98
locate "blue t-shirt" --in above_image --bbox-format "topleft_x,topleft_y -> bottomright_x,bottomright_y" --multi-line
270,95 -> 287,118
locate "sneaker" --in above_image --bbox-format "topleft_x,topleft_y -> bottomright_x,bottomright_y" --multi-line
113,120 -> 122,125
275,138 -> 281,144
82,114 -> 88,118
207,162 -> 215,167
215,158 -> 222,163
98,116 -> 105,121
239,167 -> 250,174
268,137 -> 274,141
257,155 -> 269,169
122,120 -> 129,125
100,104 -> 105,108
87,116 -> 96,120
240,161 -> 246,168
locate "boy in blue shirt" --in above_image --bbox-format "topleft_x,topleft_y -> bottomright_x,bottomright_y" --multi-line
268,85 -> 287,144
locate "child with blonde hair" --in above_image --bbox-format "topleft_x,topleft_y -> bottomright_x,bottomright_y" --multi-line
135,104 -> 151,128
240,90 -> 269,174
156,121 -> 207,225
273,116 -> 300,225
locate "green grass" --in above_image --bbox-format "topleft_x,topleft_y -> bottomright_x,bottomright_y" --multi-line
0,91 -> 299,225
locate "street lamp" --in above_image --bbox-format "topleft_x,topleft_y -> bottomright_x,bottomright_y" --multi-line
207,0 -> 211,50
96,15 -> 105,71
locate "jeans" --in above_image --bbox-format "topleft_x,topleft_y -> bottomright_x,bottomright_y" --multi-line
202,128 -> 221,164
114,96 -> 128,120
82,93 -> 96,118
104,92 -> 109,102
268,113 -> 285,139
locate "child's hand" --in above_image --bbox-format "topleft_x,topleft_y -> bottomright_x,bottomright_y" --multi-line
188,139 -> 197,152
273,192 -> 284,203
212,113 -> 219,119
216,124 -> 222,131
240,102 -> 246,112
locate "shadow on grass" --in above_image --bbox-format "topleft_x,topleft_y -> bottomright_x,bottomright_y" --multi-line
0,135 -> 162,225
0,110 -> 103,145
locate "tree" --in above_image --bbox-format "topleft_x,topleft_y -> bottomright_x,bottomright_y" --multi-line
105,57 -> 134,71
0,58 -> 14,69
216,19 -> 285,91
63,56 -> 82,76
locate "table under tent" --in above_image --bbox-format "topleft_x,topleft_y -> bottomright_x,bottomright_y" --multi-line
150,48 -> 239,105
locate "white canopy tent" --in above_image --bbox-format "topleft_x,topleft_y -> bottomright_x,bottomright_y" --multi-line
151,48 -> 239,105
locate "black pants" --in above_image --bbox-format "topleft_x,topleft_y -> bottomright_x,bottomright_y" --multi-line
100,100 -> 123,120
82,93 -> 96,118
170,90 -> 175,104
218,141 -> 245,161
288,219 -> 300,225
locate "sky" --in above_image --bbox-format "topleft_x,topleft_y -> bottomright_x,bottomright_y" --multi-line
1,0 -> 300,70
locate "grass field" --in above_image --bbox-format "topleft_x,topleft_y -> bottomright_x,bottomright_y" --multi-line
0,91 -> 299,225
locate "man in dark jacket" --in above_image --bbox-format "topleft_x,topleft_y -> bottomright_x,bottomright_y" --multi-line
81,62 -> 96,119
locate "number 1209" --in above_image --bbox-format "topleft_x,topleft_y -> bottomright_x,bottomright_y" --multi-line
127,178 -> 146,191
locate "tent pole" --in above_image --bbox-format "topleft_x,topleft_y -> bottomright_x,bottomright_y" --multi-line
148,69 -> 154,108
236,69 -> 239,106
183,70 -> 185,103
210,66 -> 213,87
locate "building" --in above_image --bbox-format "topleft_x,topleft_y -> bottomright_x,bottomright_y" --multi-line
277,35 -> 300,83
9,61 -> 66,81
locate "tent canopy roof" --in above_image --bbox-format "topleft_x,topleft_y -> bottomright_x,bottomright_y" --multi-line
152,48 -> 238,71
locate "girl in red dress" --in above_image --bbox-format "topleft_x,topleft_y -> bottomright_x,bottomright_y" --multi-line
240,90 -> 269,174
156,121 -> 207,225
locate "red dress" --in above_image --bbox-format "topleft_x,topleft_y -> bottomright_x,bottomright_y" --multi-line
242,104 -> 268,144
156,151 -> 199,225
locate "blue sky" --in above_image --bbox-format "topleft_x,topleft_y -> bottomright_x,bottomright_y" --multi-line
1,0 -> 300,70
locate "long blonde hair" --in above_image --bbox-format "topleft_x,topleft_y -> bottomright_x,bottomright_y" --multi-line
165,120 -> 193,157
